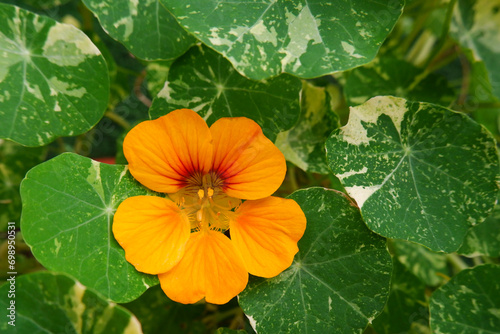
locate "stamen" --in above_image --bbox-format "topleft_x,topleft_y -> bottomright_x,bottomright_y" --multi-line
197,189 -> 204,199
207,187 -> 214,197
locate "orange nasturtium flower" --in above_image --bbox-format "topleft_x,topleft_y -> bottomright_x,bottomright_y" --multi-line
112,109 -> 306,304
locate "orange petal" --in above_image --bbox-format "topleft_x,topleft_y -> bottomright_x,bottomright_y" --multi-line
112,196 -> 190,274
124,109 -> 213,193
158,230 -> 248,304
230,196 -> 306,278
210,117 -> 286,200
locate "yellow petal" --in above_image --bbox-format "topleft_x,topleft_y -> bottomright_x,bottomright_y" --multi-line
112,196 -> 190,274
124,109 -> 213,193
210,117 -> 286,200
158,230 -> 248,304
230,196 -> 306,278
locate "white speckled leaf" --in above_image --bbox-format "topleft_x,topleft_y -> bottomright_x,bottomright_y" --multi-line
82,0 -> 195,61
344,57 -> 455,107
275,80 -> 340,174
20,153 -> 158,303
326,96 -> 499,252
392,239 -> 448,287
149,45 -> 302,142
161,0 -> 404,80
0,272 -> 143,333
459,195 -> 500,257
0,139 -> 46,230
0,3 -> 109,146
451,0 -> 500,99
239,187 -> 392,334
430,264 -> 500,334
371,259 -> 429,334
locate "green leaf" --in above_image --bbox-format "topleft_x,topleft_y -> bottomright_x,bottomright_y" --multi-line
275,80 -> 340,174
82,0 -> 195,61
0,139 -> 46,230
372,259 -> 429,334
451,0 -> 500,99
344,57 -> 455,107
122,285 -> 205,334
149,45 -> 302,142
215,329 -> 247,334
0,3 -> 109,146
161,0 -> 404,80
18,0 -> 73,10
0,271 -> 142,333
459,197 -> 500,257
430,264 -> 500,334
391,240 -> 448,287
239,188 -> 392,334
145,60 -> 173,97
20,153 -> 158,303
326,96 -> 499,252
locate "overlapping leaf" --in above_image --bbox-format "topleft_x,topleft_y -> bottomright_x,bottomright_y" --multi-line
326,96 -> 499,252
344,57 -> 455,107
20,153 -> 158,302
430,264 -> 500,333
239,188 -> 392,334
372,260 -> 429,334
0,3 -> 109,146
0,140 -> 46,230
162,0 -> 404,80
275,80 -> 340,174
451,0 -> 500,99
82,0 -> 195,61
149,45 -> 301,141
0,272 -> 142,333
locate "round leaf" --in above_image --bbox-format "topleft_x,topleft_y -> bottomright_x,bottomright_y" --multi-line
149,45 -> 302,142
275,80 -> 341,174
326,96 -> 499,252
430,264 -> 500,334
239,187 -> 392,334
0,271 -> 142,333
161,0 -> 404,80
0,3 -> 109,146
82,0 -> 196,61
20,153 -> 158,303
451,0 -> 500,99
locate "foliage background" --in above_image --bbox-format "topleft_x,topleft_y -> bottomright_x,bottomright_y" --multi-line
1,0 -> 500,333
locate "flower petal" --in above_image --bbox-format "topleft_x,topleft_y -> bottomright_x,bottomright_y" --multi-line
112,196 -> 190,274
158,230 -> 248,304
230,196 -> 306,278
124,109 -> 213,193
210,117 -> 286,200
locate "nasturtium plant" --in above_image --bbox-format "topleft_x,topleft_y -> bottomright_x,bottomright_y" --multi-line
82,0 -> 196,61
20,153 -> 158,302
149,45 -> 302,142
0,3 -> 109,146
430,264 -> 500,334
162,0 -> 405,80
326,96 -> 499,252
239,188 -> 392,333
3,0 -> 500,332
0,271 -> 141,333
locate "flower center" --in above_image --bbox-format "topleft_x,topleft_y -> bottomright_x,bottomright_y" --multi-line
169,172 -> 241,232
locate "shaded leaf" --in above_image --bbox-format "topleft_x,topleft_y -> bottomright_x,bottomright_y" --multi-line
0,271 -> 142,333
344,57 -> 455,107
162,0 -> 404,80
451,0 -> 500,99
239,187 -> 392,334
21,153 -> 158,303
0,3 -> 109,146
149,45 -> 302,142
82,0 -> 196,60
430,264 -> 500,333
275,80 -> 341,174
326,96 -> 499,252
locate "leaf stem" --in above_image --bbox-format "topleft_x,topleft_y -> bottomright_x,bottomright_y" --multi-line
104,111 -> 131,130
446,253 -> 469,272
